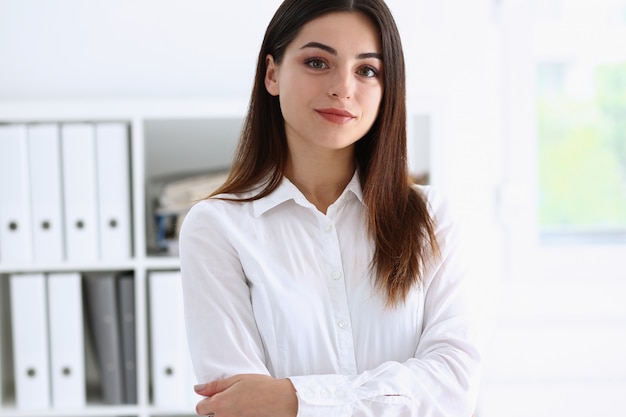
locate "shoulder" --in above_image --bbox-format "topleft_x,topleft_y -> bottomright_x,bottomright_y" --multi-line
184,194 -> 250,222
181,195 -> 251,237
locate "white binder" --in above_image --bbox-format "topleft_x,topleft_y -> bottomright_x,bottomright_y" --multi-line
0,278 -> 6,407
61,124 -> 100,262
10,273 -> 51,410
47,272 -> 86,408
0,125 -> 33,263
149,270 -> 190,408
95,123 -> 132,260
27,124 -> 65,262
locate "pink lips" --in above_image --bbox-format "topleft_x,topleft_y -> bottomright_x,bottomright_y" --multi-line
315,108 -> 356,124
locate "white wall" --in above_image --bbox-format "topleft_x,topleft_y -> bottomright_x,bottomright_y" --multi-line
0,0 -> 283,99
0,1 -> 505,411
0,0 -> 432,101
0,0 -> 503,346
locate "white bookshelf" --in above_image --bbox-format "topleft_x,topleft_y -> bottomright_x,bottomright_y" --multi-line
0,98 -> 247,417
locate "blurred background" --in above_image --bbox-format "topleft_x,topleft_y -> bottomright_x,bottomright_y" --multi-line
0,0 -> 625,416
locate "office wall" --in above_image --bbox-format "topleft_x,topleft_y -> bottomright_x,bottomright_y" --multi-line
0,0 -> 435,101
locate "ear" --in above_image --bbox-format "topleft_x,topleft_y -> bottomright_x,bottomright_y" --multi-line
264,54 -> 280,96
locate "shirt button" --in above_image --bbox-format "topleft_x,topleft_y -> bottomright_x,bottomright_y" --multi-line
335,390 -> 346,399
320,389 -> 330,399
338,320 -> 348,329
324,223 -> 333,232
331,271 -> 342,280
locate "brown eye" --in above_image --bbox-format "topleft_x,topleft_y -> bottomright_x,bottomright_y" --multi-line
305,58 -> 328,70
357,65 -> 379,78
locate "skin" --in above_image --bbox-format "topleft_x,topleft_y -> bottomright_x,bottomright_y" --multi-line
265,11 -> 383,213
194,11 -> 384,417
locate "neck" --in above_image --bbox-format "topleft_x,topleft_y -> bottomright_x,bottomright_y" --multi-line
284,146 -> 356,214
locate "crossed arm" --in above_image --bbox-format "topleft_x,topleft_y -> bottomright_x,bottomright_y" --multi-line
194,374 -> 297,417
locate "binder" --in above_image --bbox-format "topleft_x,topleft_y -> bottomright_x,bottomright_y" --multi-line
117,273 -> 137,404
47,272 -> 86,408
84,273 -> 124,404
0,277 -> 8,407
9,273 -> 51,410
61,124 -> 99,262
149,270 -> 190,407
27,124 -> 65,262
95,123 -> 132,260
0,125 -> 33,263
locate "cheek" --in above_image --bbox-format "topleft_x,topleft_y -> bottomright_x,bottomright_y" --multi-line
363,89 -> 383,118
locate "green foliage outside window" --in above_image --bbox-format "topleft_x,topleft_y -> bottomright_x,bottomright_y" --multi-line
538,62 -> 626,236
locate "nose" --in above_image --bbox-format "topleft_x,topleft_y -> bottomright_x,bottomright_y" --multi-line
328,67 -> 354,99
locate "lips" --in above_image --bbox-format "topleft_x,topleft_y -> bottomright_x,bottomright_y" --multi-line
315,108 -> 356,125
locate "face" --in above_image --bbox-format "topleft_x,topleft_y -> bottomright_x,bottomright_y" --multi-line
264,11 -> 384,157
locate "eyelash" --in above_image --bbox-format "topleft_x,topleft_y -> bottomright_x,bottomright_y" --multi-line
357,65 -> 380,78
304,58 -> 380,78
304,57 -> 329,70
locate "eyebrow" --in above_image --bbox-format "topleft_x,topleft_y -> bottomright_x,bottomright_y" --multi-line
300,41 -> 383,61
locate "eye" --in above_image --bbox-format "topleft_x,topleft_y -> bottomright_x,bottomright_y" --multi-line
305,58 -> 329,70
357,65 -> 380,78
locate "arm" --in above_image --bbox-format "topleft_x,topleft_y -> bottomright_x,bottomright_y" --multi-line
287,210 -> 482,417
181,193 -> 481,417
180,201 -> 269,382
179,201 -> 299,417
282,189 -> 482,417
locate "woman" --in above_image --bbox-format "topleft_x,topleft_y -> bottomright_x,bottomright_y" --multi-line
179,0 -> 481,416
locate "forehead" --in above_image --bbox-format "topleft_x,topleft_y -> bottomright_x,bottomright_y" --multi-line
290,11 -> 381,53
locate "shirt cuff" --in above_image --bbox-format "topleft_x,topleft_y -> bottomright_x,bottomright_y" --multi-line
288,374 -> 354,417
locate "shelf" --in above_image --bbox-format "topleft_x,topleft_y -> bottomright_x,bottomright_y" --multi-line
142,256 -> 180,271
0,99 -> 236,417
0,404 -> 147,417
0,261 -> 138,275
0,258 -> 183,275
0,98 -> 249,121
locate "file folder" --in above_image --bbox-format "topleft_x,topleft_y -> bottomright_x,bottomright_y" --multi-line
149,270 -> 190,407
9,273 -> 51,410
61,124 -> 99,262
117,273 -> 137,404
84,273 -> 124,404
27,124 -> 65,262
0,125 -> 33,263
0,277 -> 8,407
47,272 -> 86,408
96,123 -> 132,260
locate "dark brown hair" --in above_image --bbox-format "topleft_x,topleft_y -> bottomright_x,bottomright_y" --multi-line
212,0 -> 439,307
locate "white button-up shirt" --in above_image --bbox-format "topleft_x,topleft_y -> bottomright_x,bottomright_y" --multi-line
179,173 -> 481,417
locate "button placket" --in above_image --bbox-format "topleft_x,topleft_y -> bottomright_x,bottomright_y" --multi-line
317,213 -> 357,374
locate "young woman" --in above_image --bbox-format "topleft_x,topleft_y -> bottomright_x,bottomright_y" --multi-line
179,0 -> 482,416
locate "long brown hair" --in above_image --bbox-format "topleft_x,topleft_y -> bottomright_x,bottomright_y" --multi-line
212,0 -> 439,307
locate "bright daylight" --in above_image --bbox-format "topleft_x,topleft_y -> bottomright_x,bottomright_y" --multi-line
0,1 -> 624,417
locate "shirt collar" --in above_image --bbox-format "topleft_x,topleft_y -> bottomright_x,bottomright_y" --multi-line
252,170 -> 364,217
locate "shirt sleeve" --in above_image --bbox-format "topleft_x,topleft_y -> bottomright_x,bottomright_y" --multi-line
288,188 -> 482,417
180,191 -> 482,417
179,200 -> 270,384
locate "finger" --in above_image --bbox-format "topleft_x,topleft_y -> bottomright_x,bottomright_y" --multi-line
194,376 -> 238,397
194,395 -> 213,416
209,375 -> 239,395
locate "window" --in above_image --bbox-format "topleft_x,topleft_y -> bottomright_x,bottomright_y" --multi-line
535,0 -> 626,242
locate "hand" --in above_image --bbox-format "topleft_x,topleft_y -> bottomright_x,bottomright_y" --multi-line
194,374 -> 298,417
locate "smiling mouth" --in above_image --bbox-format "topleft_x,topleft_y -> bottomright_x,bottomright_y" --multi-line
315,108 -> 356,125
